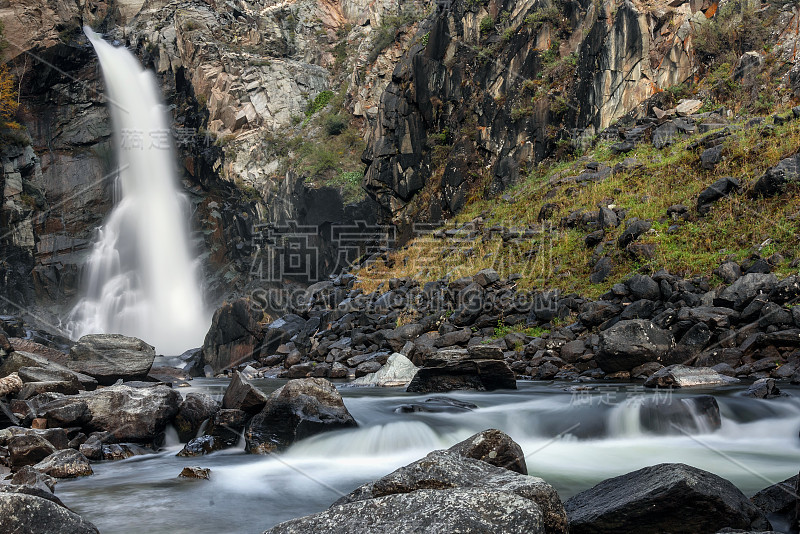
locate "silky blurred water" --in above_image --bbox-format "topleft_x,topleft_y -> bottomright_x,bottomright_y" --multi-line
56,380 -> 800,533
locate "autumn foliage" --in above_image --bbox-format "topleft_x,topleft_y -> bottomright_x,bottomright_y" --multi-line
0,62 -> 17,125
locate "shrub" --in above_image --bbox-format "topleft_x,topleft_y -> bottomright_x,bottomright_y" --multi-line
305,90 -> 335,118
325,114 -> 347,136
694,1 -> 769,65
480,16 -> 495,34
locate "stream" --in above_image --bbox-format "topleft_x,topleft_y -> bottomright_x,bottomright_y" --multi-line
56,380 -> 800,533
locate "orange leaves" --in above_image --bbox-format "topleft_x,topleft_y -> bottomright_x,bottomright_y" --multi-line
0,62 -> 18,124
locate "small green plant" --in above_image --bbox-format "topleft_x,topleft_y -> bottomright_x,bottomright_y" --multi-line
420,32 -> 430,47
480,16 -> 495,34
325,114 -> 348,136
305,90 -> 335,118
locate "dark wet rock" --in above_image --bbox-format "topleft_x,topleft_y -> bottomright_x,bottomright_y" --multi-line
473,268 -> 500,287
179,466 -> 210,480
81,384 -> 181,442
10,465 -> 57,492
245,378 -> 357,454
8,433 -> 57,468
639,395 -> 721,434
66,334 -> 155,386
101,443 -> 151,461
32,449 -> 92,478
395,396 -> 478,414
715,262 -> 742,284
78,433 -> 111,461
407,358 -> 516,393
644,365 -> 739,388
630,361 -> 664,379
743,378 -> 786,399
174,392 -> 220,442
222,372 -> 268,414
716,274 -> 778,310
37,397 -> 91,428
177,435 -> 219,457
0,492 -> 100,533
750,474 -> 798,526
201,298 -> 264,374
565,463 -> 771,533
698,177 -> 740,215
206,409 -> 249,449
448,429 -> 527,475
596,320 -> 675,373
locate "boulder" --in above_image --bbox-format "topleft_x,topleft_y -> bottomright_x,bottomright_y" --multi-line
596,320 -> 675,373
10,465 -> 56,492
174,392 -> 219,442
8,433 -> 58,467
716,274 -> 777,310
222,372 -> 269,414
351,353 -> 418,387
245,378 -> 357,453
266,488 -> 547,534
617,219 -> 651,248
329,447 -> 567,534
750,473 -> 798,526
448,429 -> 527,475
644,364 -> 739,388
565,463 -> 771,533
627,275 -> 660,301
201,298 -> 264,374
743,378 -> 786,399
261,314 -> 307,355
752,152 -> 800,197
0,492 -> 100,534
81,384 -> 181,442
177,435 -> 219,457
698,177 -> 740,214
101,443 -> 151,460
37,397 -> 91,428
32,449 -> 93,478
67,334 -> 155,385
406,358 -> 517,393
206,409 -> 249,449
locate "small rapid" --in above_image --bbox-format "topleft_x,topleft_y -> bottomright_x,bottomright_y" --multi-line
56,381 -> 800,534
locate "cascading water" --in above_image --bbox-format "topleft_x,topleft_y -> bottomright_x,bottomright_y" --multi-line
66,28 -> 210,355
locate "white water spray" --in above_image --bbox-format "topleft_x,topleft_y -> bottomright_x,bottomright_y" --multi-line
66,28 -> 210,355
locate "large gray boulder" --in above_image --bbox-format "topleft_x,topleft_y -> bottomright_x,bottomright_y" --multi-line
596,320 -> 675,372
245,378 -> 357,453
266,431 -> 567,534
32,449 -> 93,478
266,488 -> 546,534
55,384 -> 181,442
222,372 -> 269,414
0,491 -> 100,534
565,463 -> 771,533
67,334 -> 156,385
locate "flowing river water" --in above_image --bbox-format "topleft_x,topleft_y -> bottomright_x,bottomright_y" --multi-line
55,379 -> 800,534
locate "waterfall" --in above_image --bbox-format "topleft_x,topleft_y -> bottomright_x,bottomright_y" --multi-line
66,28 -> 210,355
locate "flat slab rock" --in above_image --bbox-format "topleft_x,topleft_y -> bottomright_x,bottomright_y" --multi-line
565,463 -> 770,534
644,364 -> 739,388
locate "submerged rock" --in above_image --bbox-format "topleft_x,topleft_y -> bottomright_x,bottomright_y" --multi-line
638,395 -> 721,434
394,396 -> 478,414
66,334 -> 155,385
245,378 -> 357,454
179,466 -> 211,480
565,463 -> 770,533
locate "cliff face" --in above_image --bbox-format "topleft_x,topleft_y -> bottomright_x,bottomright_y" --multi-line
1,0 -> 796,320
362,0 -> 711,231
